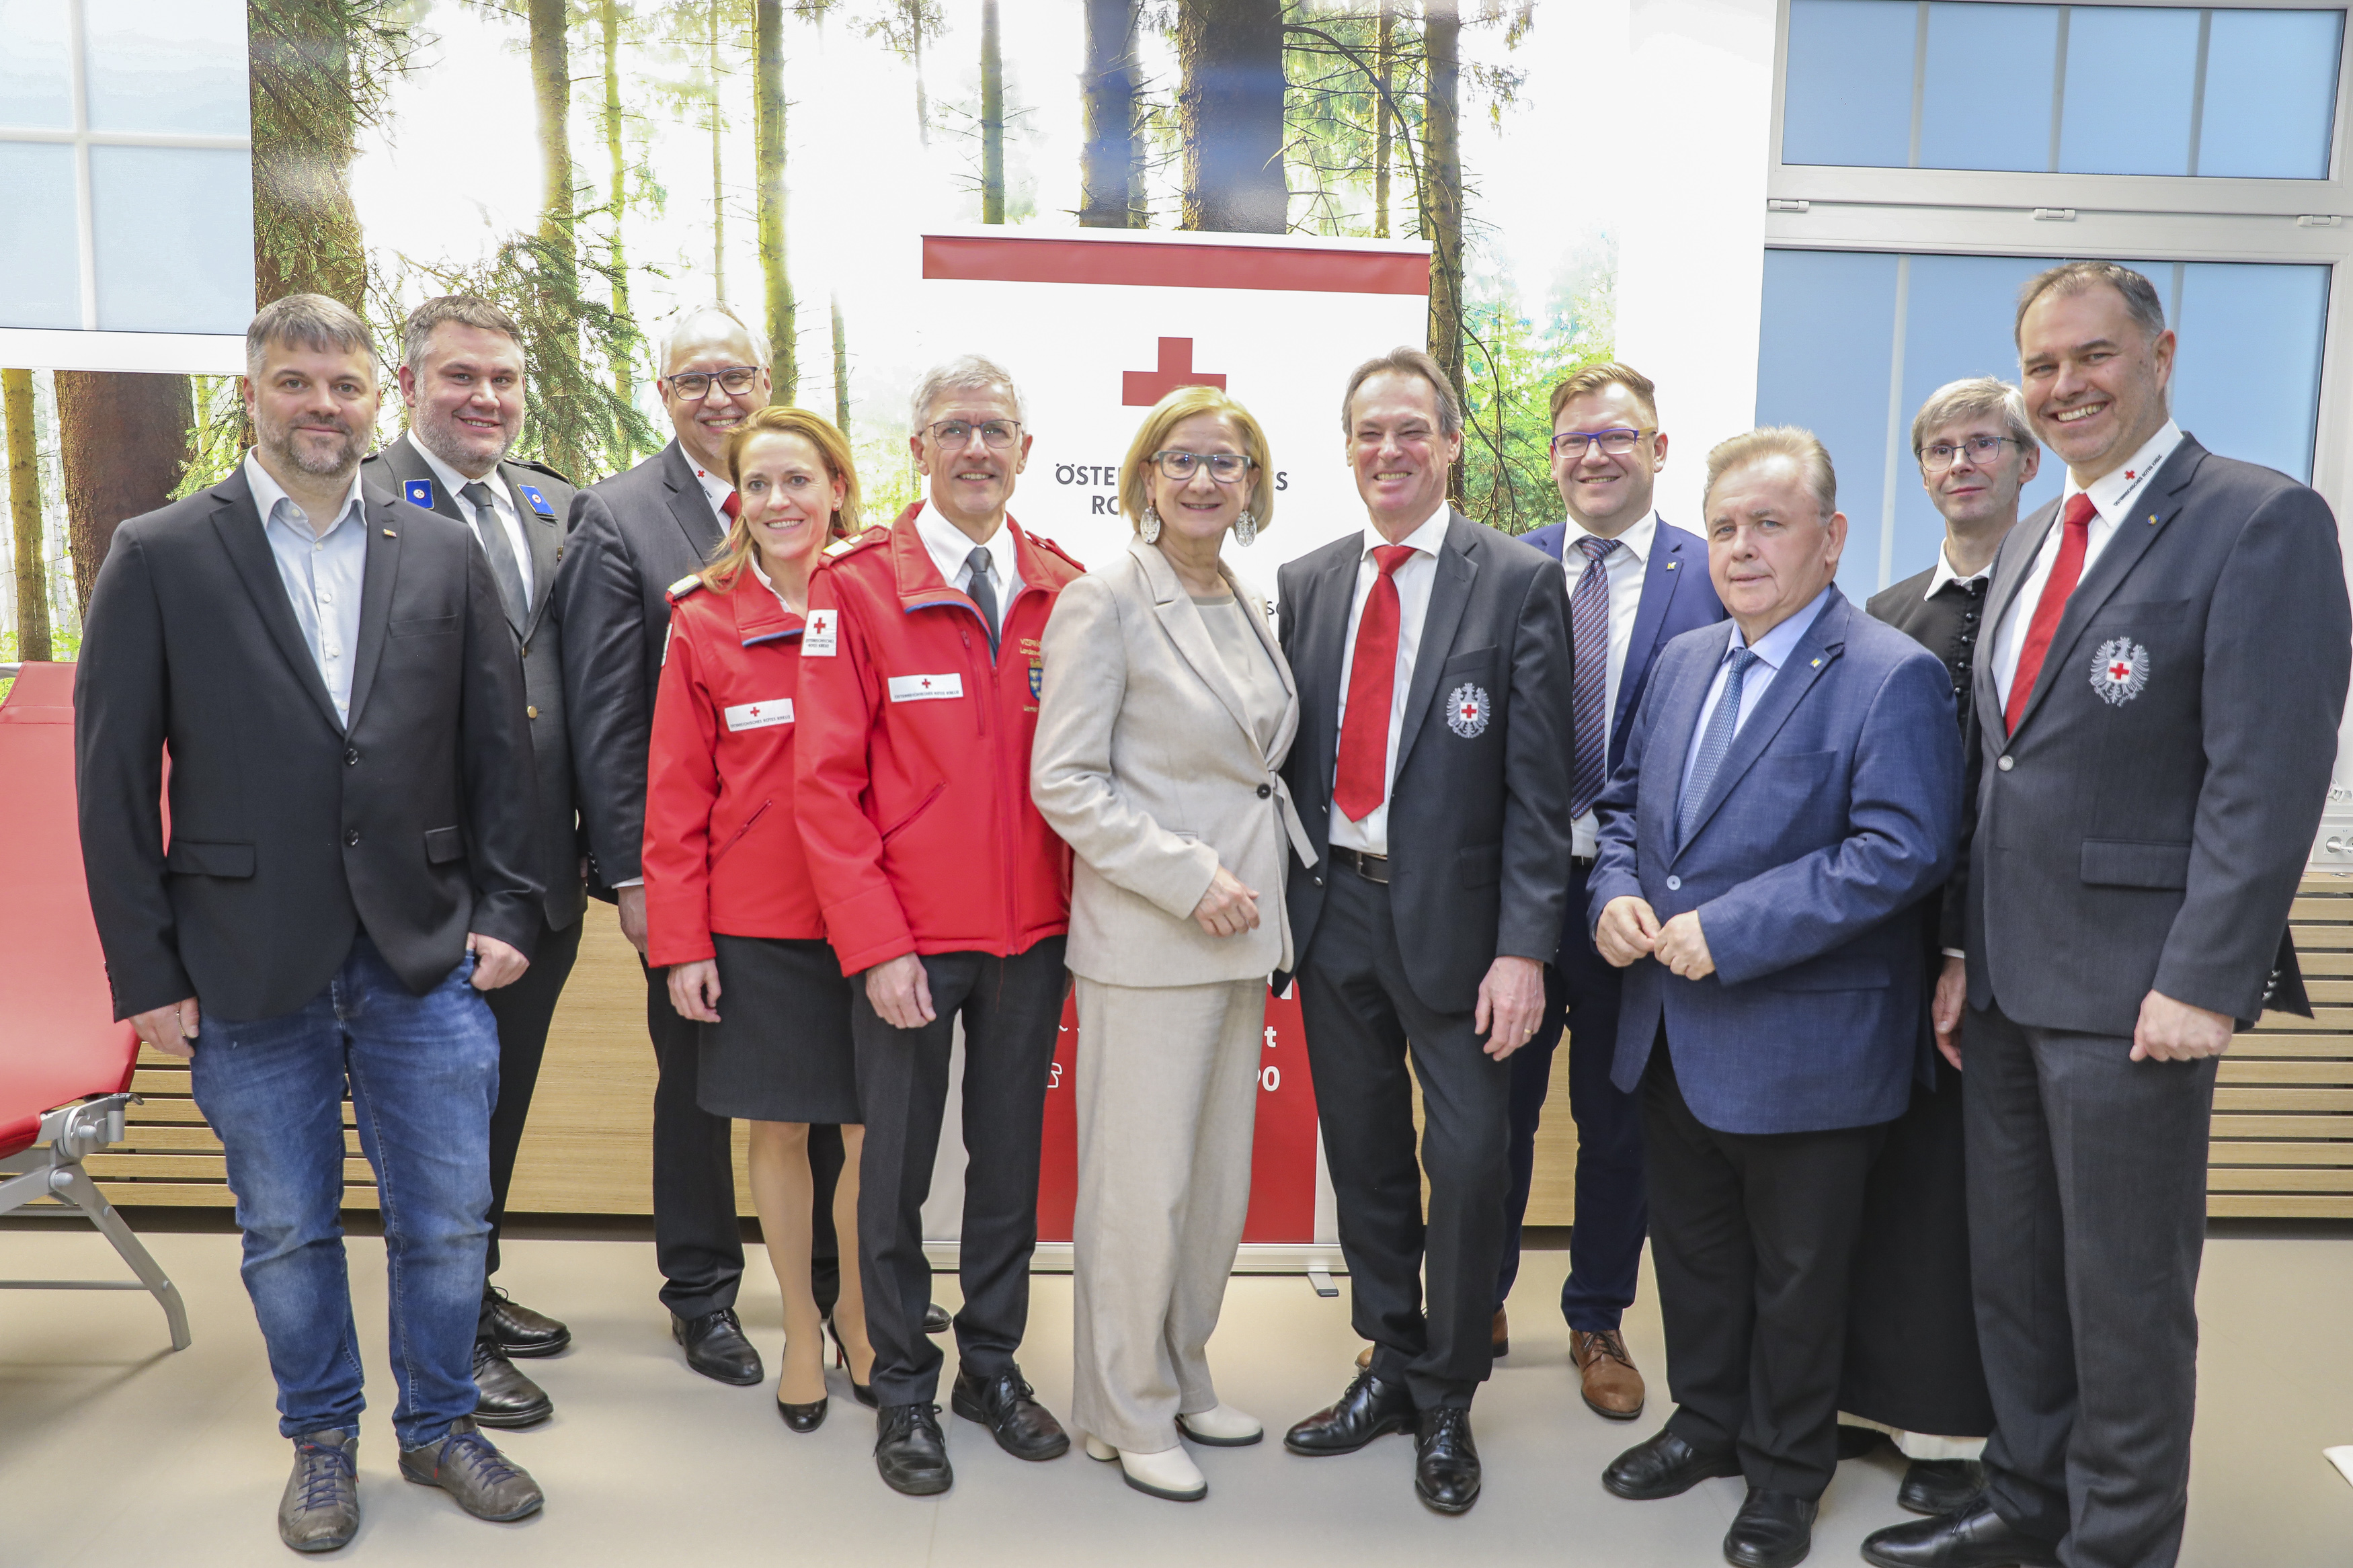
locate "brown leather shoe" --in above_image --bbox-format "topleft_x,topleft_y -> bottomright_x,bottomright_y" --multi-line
1571,1328 -> 1646,1419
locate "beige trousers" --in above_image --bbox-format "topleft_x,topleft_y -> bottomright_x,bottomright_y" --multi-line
1070,975 -> 1265,1454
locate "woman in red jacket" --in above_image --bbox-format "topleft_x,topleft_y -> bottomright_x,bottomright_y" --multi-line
643,405 -> 870,1432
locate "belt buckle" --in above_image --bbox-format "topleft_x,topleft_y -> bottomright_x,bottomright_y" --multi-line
1353,849 -> 1390,885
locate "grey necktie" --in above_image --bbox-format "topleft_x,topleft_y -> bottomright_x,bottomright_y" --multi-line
1678,647 -> 1759,843
964,546 -> 1000,656
460,480 -> 528,632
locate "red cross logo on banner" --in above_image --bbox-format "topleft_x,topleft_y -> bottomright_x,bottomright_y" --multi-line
1123,337 -> 1228,406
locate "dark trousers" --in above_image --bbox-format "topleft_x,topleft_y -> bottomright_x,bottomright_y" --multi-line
1966,999 -> 2217,1568
480,912 -> 582,1280
1296,866 -> 1512,1410
1644,1042 -> 1882,1499
1497,860 -> 1647,1327
853,940 -> 1066,1407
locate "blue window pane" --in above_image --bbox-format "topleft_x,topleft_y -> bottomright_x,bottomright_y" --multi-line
83,0 -> 250,138
2198,11 -> 2341,179
1782,0 -> 1917,168
1757,249 -> 1901,600
2059,7 -> 2200,175
0,142 -> 81,329
1920,4 -> 2058,172
89,146 -> 254,333
2171,263 -> 2329,482
0,0 -> 75,130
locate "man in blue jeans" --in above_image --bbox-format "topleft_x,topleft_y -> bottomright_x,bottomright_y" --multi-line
75,294 -> 547,1553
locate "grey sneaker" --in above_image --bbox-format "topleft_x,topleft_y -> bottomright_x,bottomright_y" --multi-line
278,1430 -> 360,1553
397,1416 -> 544,1522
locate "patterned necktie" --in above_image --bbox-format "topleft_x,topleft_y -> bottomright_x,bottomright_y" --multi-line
1679,647 -> 1759,843
1332,544 -> 1419,822
1569,536 -> 1622,817
459,481 -> 528,630
2003,491 -> 2096,735
964,546 -> 1000,655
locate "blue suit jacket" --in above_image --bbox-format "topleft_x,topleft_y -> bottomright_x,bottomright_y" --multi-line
1586,589 -> 1963,1134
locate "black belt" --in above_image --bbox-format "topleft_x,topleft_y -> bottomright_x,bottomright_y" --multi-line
1572,854 -> 1597,872
1329,845 -> 1390,884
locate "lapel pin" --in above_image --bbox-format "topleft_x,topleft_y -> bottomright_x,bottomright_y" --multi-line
1667,561 -> 1678,569
2148,513 -> 2159,525
1810,658 -> 1821,667
382,528 -> 397,538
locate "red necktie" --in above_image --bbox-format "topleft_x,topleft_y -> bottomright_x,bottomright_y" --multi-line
722,490 -> 742,520
2003,491 -> 2096,735
1334,544 -> 1419,821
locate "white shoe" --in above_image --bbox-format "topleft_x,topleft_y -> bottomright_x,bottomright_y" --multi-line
1084,1434 -> 1119,1461
1110,1442 -> 1207,1502
1177,1403 -> 1263,1446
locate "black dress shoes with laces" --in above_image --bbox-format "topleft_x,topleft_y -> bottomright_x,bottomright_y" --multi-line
1860,1497 -> 2062,1568
1283,1368 -> 1417,1456
1899,1458 -> 1987,1516
672,1307 -> 763,1386
1602,1429 -> 1744,1499
951,1363 -> 1070,1460
471,1336 -> 553,1428
481,1285 -> 570,1358
1725,1487 -> 1817,1568
1413,1407 -> 1482,1514
875,1402 -> 953,1495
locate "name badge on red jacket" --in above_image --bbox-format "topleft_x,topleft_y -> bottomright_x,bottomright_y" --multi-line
888,673 -> 963,702
724,698 -> 793,731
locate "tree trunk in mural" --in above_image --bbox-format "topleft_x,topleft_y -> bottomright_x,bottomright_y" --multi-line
602,0 -> 635,434
1373,1 -> 1394,239
830,294 -> 850,436
1177,0 -> 1287,233
980,0 -> 1005,224
4,370 -> 50,662
248,0 -> 368,312
754,0 -> 797,399
1079,0 -> 1138,228
1423,0 -> 1464,499
531,0 -> 573,242
55,373 -> 192,618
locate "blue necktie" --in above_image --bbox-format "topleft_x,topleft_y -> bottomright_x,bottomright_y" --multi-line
1569,536 -> 1621,818
1679,647 -> 1759,843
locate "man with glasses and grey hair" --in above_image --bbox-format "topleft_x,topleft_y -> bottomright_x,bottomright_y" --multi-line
795,355 -> 1086,1497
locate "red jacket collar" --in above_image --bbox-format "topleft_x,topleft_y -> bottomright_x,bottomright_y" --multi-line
723,568 -> 804,644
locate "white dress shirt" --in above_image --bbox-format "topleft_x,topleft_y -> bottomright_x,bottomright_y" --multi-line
912,499 -> 1023,639
1922,537 -> 1992,599
689,460 -> 736,522
1679,585 -> 1833,804
411,434 -> 534,600
1989,419 -> 2183,710
245,450 -> 368,726
1330,503 -> 1452,857
1564,509 -> 1659,858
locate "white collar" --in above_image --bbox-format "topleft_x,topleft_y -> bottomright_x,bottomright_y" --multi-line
1359,503 -> 1452,562
2065,419 -> 2184,526
1568,507 -> 1657,566
409,432 -> 504,509
243,450 -> 364,535
1923,536 -> 1995,600
689,459 -> 735,511
913,499 -> 1020,589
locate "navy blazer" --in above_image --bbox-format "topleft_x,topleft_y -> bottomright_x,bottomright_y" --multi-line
1587,589 -> 1963,1135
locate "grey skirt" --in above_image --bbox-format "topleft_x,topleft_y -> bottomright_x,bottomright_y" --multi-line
696,934 -> 861,1124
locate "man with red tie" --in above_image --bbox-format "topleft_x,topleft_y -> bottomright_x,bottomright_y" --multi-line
1862,265 -> 2350,1568
1273,347 -> 1574,1515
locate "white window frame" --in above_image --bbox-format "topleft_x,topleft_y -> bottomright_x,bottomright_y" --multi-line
0,0 -> 252,374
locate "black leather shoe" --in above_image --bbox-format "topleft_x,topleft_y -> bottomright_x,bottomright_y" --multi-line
470,1337 -> 553,1428
672,1307 -> 762,1386
1413,1407 -> 1482,1514
778,1394 -> 828,1433
875,1402 -> 953,1496
951,1364 -> 1070,1460
1725,1486 -> 1817,1568
481,1284 -> 570,1358
1899,1458 -> 1987,1516
1860,1497 -> 2061,1568
923,1302 -> 951,1335
1283,1368 -> 1416,1456
1602,1429 -> 1743,1499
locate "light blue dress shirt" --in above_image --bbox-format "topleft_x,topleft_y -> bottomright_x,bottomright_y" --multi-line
1678,584 -> 1833,803
244,450 -> 368,727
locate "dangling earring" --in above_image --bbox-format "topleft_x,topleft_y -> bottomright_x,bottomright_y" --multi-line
1140,503 -> 1162,544
1233,509 -> 1259,547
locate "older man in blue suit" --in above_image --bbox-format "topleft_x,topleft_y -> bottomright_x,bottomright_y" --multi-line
1589,427 -> 1963,1568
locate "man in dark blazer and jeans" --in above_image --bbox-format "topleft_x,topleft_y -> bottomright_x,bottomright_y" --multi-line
75,294 -> 547,1550
1862,265 -> 2352,1568
1277,347 -> 1574,1516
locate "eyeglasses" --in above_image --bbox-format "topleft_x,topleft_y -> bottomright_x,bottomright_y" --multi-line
664,366 -> 761,401
926,419 -> 1024,450
1919,435 -> 2020,472
1151,450 -> 1254,483
1550,427 -> 1648,457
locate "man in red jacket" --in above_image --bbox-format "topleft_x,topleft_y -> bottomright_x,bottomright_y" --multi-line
796,355 -> 1084,1497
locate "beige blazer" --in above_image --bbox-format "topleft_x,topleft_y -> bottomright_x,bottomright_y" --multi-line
1033,537 -> 1316,987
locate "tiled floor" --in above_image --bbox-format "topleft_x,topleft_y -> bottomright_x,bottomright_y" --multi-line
1,1221 -> 2347,1566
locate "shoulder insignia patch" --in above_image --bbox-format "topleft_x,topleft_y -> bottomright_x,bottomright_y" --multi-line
824,527 -> 887,560
668,573 -> 705,599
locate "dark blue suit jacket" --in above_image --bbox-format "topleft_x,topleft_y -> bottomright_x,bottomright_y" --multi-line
1587,589 -> 1963,1134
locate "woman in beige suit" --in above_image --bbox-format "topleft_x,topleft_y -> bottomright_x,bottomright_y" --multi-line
1033,386 -> 1314,1503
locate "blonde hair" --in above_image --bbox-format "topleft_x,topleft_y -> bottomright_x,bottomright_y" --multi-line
1911,376 -> 2036,456
1117,386 -> 1276,536
1548,361 -> 1659,428
1704,427 -> 1837,520
701,406 -> 863,593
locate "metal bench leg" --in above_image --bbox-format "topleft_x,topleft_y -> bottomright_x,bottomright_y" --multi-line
49,1163 -> 191,1352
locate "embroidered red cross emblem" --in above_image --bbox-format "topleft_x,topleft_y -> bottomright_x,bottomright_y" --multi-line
921,677 -> 932,690
1460,698 -> 1479,720
1122,337 -> 1228,407
2108,660 -> 2130,682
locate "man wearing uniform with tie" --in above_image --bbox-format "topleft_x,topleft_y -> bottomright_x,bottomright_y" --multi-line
362,296 -> 583,1430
